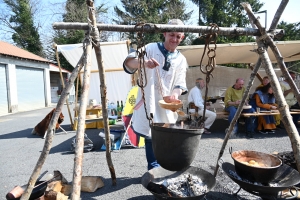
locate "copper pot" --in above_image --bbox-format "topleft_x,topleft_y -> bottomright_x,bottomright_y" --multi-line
230,148 -> 282,184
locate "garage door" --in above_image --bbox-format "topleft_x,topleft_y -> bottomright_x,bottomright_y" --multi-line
16,66 -> 45,112
0,64 -> 8,115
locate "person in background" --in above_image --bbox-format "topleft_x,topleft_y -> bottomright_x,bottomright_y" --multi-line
123,19 -> 188,170
250,83 -> 277,134
280,71 -> 300,128
255,76 -> 280,127
255,76 -> 270,91
188,78 -> 217,134
224,78 -> 255,138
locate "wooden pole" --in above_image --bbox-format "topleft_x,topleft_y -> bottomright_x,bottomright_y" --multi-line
53,43 -> 74,127
70,37 -> 92,200
52,22 -> 284,38
86,0 -> 117,186
249,64 -> 263,83
213,59 -> 261,177
74,74 -> 79,128
20,56 -> 84,200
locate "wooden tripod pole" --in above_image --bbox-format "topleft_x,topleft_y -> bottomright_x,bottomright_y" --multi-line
249,64 -> 263,83
86,0 -> 117,186
71,37 -> 92,200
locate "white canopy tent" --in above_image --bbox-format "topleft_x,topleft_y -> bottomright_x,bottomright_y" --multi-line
57,40 -> 132,105
56,40 -> 300,106
178,40 -> 300,66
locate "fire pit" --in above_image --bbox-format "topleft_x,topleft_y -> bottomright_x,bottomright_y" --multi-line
141,166 -> 216,199
151,123 -> 203,171
219,155 -> 300,199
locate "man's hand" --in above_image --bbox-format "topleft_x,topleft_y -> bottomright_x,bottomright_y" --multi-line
163,96 -> 181,103
271,105 -> 277,110
235,100 -> 241,105
145,58 -> 159,69
284,88 -> 293,97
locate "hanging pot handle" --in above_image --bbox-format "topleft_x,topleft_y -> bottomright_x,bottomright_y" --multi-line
229,147 -> 233,154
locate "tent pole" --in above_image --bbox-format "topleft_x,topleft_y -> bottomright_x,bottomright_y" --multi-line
53,43 -> 74,127
73,74 -> 79,129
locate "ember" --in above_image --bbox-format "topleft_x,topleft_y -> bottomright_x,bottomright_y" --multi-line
148,173 -> 208,197
229,170 -> 278,187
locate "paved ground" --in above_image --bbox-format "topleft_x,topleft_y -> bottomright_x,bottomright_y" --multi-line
0,105 -> 297,200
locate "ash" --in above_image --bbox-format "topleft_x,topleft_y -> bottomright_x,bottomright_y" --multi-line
157,173 -> 208,197
229,170 -> 278,187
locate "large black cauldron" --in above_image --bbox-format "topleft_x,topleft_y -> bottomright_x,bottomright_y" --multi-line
141,166 -> 216,200
151,123 -> 203,171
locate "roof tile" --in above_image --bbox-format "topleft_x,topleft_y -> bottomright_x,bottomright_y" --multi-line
0,41 -> 49,63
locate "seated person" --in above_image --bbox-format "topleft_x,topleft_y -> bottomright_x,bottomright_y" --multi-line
224,78 -> 255,137
250,83 -> 277,134
255,76 -> 280,127
280,71 -> 300,128
255,76 -> 269,91
188,78 -> 216,134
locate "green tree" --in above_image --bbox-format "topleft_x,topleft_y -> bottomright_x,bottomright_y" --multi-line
2,0 -> 44,57
190,0 -> 263,68
52,0 -> 109,72
277,21 -> 300,41
276,21 -> 300,72
190,0 -> 263,44
114,0 -> 193,45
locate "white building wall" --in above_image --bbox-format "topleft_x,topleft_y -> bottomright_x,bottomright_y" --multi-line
44,68 -> 51,107
6,63 -> 18,112
0,56 -> 50,114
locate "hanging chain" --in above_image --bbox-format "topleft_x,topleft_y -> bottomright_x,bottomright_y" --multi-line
198,23 -> 219,127
134,23 -> 153,124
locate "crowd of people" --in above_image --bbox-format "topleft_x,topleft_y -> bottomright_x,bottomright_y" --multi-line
123,18 -> 299,170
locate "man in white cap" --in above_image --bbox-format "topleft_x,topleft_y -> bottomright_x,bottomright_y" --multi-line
123,19 -> 187,170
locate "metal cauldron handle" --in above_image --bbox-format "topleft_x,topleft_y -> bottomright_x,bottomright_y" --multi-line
229,147 -> 234,158
285,186 -> 299,199
218,158 -> 224,167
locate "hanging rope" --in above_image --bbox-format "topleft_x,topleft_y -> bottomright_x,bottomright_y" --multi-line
198,23 -> 219,127
134,23 -> 153,125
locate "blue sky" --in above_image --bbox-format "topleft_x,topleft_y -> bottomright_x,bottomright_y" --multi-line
41,0 -> 299,30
